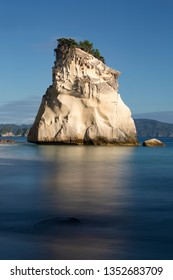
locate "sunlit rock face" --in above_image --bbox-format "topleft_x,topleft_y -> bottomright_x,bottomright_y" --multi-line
28,45 -> 138,145
143,138 -> 165,147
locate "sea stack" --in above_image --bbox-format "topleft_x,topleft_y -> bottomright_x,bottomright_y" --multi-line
28,38 -> 138,145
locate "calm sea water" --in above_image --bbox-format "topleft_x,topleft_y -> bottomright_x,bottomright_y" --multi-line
0,137 -> 173,260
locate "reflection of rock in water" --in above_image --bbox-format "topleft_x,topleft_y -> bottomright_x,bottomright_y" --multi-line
0,145 -> 136,259
38,146 -> 134,217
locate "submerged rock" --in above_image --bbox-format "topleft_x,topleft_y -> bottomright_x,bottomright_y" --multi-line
143,138 -> 165,147
36,217 -> 81,228
28,41 -> 138,145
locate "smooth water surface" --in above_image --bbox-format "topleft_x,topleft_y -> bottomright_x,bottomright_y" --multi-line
0,137 -> 173,259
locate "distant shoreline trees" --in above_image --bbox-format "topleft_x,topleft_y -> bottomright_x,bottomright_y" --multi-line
56,38 -> 105,63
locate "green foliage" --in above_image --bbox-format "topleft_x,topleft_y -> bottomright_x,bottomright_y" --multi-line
0,124 -> 30,136
57,38 -> 78,48
78,40 -> 93,53
134,119 -> 173,137
0,126 -> 11,134
92,48 -> 100,58
56,38 -> 105,63
91,48 -> 105,63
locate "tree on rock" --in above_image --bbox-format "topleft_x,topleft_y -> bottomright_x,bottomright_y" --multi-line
57,38 -> 78,48
78,40 -> 93,53
91,48 -> 105,63
56,38 -> 105,63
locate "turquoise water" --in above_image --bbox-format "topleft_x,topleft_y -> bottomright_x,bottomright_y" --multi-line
0,137 -> 173,259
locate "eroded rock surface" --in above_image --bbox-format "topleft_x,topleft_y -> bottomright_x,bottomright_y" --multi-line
28,44 -> 138,145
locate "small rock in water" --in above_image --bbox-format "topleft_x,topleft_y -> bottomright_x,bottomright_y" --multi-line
0,139 -> 16,144
143,138 -> 165,147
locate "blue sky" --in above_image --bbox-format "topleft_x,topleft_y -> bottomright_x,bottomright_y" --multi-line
0,0 -> 173,123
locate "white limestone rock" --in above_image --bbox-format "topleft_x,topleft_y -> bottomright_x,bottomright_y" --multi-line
143,138 -> 165,147
28,45 -> 138,145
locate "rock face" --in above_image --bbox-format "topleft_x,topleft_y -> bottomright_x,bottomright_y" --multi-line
28,44 -> 138,145
143,138 -> 165,147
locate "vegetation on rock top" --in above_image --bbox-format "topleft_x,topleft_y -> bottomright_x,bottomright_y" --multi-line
56,38 -> 105,63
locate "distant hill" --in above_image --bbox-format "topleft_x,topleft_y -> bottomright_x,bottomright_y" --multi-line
134,119 -> 173,137
0,124 -> 30,137
133,111 -> 173,124
1,120 -> 173,138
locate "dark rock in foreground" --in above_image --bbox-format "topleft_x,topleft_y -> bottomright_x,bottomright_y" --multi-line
36,217 -> 81,228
